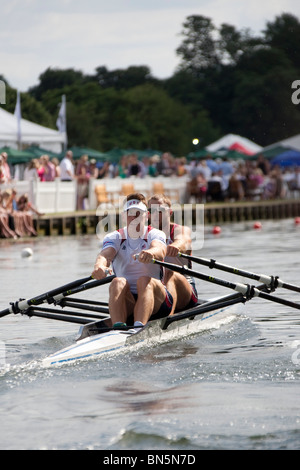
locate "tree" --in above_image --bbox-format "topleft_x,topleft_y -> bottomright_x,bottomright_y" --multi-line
264,13 -> 300,69
29,67 -> 85,100
95,65 -> 158,89
176,15 -> 220,74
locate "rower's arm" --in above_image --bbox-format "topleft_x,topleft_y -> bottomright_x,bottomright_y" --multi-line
92,247 -> 116,279
167,225 -> 192,257
138,240 -> 167,263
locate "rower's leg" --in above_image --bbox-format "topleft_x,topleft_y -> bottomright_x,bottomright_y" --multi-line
134,276 -> 167,324
164,269 -> 196,313
108,277 -> 135,325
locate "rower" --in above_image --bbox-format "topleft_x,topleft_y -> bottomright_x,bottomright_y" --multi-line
147,194 -> 198,314
91,193 -> 174,330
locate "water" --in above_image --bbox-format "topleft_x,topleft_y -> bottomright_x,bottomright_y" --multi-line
0,219 -> 299,450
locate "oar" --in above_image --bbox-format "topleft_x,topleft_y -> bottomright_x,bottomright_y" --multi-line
24,306 -> 109,324
151,258 -> 300,311
178,252 -> 300,293
161,293 -> 248,330
0,274 -> 115,319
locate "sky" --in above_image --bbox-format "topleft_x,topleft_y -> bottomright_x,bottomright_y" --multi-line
1,0 -> 300,92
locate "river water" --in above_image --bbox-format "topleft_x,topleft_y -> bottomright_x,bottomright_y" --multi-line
0,218 -> 299,451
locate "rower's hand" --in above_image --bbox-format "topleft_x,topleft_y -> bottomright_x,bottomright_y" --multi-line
134,250 -> 153,264
166,245 -> 180,257
92,265 -> 112,279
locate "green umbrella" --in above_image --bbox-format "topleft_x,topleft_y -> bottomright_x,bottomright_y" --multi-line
250,145 -> 293,160
0,146 -> 35,164
59,146 -> 108,161
25,145 -> 59,158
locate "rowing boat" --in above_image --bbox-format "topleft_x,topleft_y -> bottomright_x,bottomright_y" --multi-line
42,294 -> 240,367
2,253 -> 299,368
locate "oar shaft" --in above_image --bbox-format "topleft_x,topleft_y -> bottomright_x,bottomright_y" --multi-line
0,275 -> 115,319
179,253 -> 300,293
152,258 -> 300,311
153,258 -> 251,295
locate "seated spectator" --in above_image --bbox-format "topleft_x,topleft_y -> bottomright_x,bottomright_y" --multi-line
148,155 -> 160,177
116,155 -> 129,178
246,168 -> 265,199
0,191 -> 18,238
187,173 -> 207,202
176,157 -> 188,177
156,152 -> 175,176
206,170 -> 227,201
127,153 -> 146,177
2,189 -> 42,237
263,168 -> 285,199
97,161 -> 110,179
228,171 -> 245,200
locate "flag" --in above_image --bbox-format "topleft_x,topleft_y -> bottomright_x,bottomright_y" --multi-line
56,94 -> 68,150
14,90 -> 22,148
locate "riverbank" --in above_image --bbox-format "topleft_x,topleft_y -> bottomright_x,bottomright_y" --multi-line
32,198 -> 300,237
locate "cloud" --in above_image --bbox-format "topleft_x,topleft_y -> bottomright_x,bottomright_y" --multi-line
1,0 -> 300,91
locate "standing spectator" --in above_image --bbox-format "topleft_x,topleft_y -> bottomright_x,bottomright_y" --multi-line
76,154 -> 90,210
89,159 -> 99,179
1,152 -> 11,183
24,159 -> 39,181
0,154 -> 6,184
60,150 -> 74,181
51,157 -> 61,179
43,155 -> 56,181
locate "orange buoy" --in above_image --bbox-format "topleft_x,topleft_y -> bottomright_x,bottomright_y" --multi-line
212,226 -> 221,234
253,221 -> 262,229
294,217 -> 300,225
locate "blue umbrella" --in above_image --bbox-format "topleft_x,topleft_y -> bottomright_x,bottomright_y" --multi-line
271,150 -> 300,167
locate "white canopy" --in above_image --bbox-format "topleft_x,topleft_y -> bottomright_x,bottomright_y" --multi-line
263,134 -> 300,152
0,107 -> 65,153
206,133 -> 263,155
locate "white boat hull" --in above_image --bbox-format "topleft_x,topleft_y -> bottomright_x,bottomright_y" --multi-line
42,298 -> 239,367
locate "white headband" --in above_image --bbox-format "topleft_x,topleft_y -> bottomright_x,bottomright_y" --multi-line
123,199 -> 148,213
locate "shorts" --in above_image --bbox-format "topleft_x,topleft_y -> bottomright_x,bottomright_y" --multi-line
187,281 -> 198,309
127,286 -> 174,324
151,286 -> 173,320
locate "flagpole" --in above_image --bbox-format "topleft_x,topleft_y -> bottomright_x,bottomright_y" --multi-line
14,90 -> 22,150
56,94 -> 67,151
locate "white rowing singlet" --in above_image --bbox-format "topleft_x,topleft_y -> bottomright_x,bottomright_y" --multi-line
102,226 -> 166,293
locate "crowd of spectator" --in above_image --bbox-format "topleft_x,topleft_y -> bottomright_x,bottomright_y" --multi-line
186,154 -> 300,203
1,148 -> 300,236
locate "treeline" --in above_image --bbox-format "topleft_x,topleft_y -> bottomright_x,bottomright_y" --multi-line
2,12 -> 300,155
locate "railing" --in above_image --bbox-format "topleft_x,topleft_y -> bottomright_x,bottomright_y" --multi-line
1,175 -> 190,214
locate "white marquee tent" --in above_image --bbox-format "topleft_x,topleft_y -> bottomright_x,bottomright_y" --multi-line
206,133 -> 263,155
0,107 -> 65,153
263,134 -> 300,152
